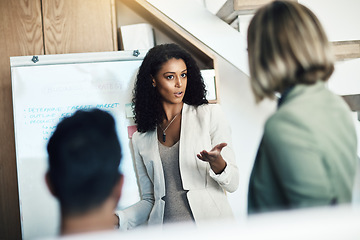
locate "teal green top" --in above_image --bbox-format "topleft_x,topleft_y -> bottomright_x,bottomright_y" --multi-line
248,81 -> 358,214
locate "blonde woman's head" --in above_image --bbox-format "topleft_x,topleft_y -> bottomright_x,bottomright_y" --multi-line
247,0 -> 334,102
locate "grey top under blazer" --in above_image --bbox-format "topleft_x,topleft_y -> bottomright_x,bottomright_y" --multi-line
118,103 -> 239,230
248,81 -> 358,214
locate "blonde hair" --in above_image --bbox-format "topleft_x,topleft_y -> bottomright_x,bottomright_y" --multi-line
247,1 -> 334,102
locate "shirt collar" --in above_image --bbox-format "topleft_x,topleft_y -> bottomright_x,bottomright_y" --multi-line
277,86 -> 295,107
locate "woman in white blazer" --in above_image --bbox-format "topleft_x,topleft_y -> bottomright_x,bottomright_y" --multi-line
116,44 -> 239,230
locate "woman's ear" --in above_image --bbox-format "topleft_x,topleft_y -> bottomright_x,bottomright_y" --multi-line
152,79 -> 156,87
45,172 -> 57,197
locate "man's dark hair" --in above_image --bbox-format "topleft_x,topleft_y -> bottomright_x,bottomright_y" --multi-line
47,109 -> 122,216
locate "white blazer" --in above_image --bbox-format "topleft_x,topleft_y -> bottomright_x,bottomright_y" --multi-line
118,103 -> 239,230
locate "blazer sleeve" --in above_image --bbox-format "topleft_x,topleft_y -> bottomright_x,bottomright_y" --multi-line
208,104 -> 239,193
116,132 -> 155,230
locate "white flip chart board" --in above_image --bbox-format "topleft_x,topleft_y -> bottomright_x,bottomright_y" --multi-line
10,50 -> 147,239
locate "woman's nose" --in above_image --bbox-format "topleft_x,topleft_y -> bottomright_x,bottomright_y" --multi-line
175,76 -> 182,87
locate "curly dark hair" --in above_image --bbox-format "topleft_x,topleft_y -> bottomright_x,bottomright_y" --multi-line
132,43 -> 208,133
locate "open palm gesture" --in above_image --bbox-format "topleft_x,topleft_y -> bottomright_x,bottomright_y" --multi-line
197,143 -> 227,174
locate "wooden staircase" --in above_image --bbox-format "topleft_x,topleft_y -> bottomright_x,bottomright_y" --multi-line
216,0 -> 360,117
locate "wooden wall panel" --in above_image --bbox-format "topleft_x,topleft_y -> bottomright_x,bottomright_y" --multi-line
42,0 -> 118,54
0,0 -> 44,239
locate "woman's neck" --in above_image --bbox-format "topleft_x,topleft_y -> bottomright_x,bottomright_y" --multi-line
162,102 -> 184,121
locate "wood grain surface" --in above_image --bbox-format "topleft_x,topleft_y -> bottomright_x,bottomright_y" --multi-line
0,0 -> 44,239
42,0 -> 117,54
332,41 -> 360,61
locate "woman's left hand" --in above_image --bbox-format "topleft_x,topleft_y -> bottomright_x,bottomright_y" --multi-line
197,143 -> 227,174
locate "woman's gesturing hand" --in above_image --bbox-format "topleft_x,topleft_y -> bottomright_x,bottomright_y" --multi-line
197,143 -> 227,174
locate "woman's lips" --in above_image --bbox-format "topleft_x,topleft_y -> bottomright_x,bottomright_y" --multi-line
174,91 -> 183,97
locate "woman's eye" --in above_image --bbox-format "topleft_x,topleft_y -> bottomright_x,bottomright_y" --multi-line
181,73 -> 187,78
166,75 -> 174,80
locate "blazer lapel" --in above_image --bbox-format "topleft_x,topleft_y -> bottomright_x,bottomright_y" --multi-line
179,104 -> 208,190
138,130 -> 166,199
